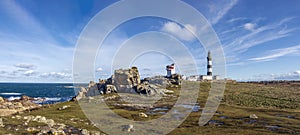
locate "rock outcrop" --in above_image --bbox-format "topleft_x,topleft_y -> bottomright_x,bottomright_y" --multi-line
0,96 -> 41,116
74,67 -> 182,100
146,73 -> 182,87
112,67 -> 140,93
167,73 -> 182,86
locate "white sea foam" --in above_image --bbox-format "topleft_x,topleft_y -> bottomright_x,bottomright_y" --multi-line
64,86 -> 75,88
7,96 -> 21,101
0,92 -> 22,95
32,97 -> 71,104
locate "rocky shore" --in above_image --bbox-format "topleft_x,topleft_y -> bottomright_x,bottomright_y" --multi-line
0,95 -> 41,116
0,102 -> 103,135
0,81 -> 299,134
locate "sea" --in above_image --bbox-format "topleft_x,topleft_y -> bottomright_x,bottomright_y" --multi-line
0,83 -> 87,104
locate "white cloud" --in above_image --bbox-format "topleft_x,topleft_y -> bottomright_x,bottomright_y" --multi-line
95,67 -> 103,72
0,0 -> 55,42
249,45 -> 300,61
40,72 -> 71,79
0,71 -> 7,74
14,63 -> 36,69
244,23 -> 256,31
24,70 -> 36,76
248,70 -> 300,81
209,0 -> 239,24
0,1 -> 74,82
160,22 -> 197,41
227,17 -> 246,23
224,17 -> 298,58
294,71 -> 300,74
274,71 -> 300,80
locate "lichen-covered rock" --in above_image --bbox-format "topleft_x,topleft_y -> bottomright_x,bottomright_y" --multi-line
112,67 -> 140,93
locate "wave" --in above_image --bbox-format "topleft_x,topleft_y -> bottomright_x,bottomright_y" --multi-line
7,96 -> 21,101
3,95 -> 72,104
32,97 -> 72,104
64,86 -> 75,88
0,92 -> 23,95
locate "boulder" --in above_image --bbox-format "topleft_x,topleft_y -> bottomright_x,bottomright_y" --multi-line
137,82 -> 165,96
88,81 -> 97,88
0,96 -> 5,103
106,85 -> 117,94
81,129 -> 90,135
146,74 -> 182,87
39,126 -> 51,134
21,95 -> 32,101
122,124 -> 134,132
45,119 -> 55,127
14,102 -> 23,109
0,118 -> 4,127
168,74 -> 182,85
58,105 -> 70,110
146,76 -> 169,86
138,112 -> 148,118
75,87 -> 87,101
50,128 -> 65,135
32,115 -> 47,122
86,83 -> 100,97
26,127 -> 39,132
112,67 -> 140,93
250,114 -> 258,119
90,131 -> 101,135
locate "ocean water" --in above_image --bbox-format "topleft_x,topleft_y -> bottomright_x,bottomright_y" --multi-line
0,83 -> 87,104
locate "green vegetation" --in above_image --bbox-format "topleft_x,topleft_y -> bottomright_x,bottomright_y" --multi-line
1,82 -> 299,134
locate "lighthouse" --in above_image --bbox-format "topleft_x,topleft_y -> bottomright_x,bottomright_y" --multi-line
207,51 -> 212,76
195,51 -> 220,81
166,63 -> 175,77
199,51 -> 214,81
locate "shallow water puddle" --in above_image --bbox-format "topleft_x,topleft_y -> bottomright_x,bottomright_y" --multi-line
147,104 -> 201,115
265,125 -> 282,131
206,120 -> 224,126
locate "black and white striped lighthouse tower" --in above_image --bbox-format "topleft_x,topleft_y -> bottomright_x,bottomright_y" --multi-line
207,51 -> 212,76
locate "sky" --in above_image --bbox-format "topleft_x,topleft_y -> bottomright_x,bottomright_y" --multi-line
0,0 -> 300,82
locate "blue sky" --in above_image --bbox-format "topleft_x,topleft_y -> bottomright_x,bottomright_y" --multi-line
0,0 -> 300,82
